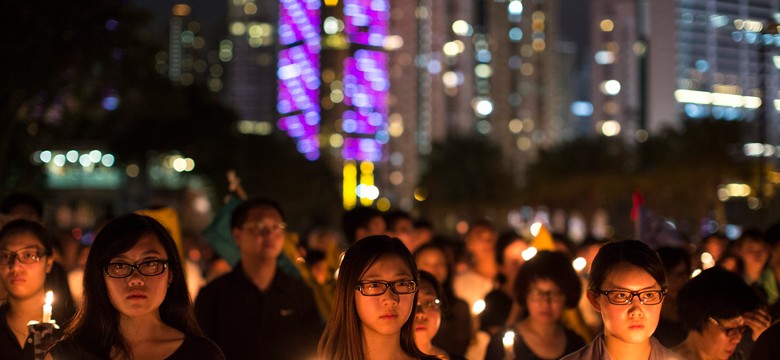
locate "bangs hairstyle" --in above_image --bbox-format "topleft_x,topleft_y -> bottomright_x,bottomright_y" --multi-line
514,250 -> 581,311
62,213 -> 200,359
318,235 -> 430,360
678,267 -> 763,333
0,218 -> 53,256
588,239 -> 667,293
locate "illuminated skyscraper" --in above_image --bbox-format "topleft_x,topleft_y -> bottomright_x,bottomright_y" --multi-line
589,0 -> 641,140
671,0 -> 779,143
485,0 -> 564,183
162,4 -> 225,92
225,1 -> 277,127
385,0 -> 566,204
590,0 -> 780,146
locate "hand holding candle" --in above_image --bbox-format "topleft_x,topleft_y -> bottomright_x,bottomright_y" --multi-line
42,291 -> 53,323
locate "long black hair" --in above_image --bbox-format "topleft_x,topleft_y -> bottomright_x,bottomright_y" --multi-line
319,235 -> 437,360
59,213 -> 200,358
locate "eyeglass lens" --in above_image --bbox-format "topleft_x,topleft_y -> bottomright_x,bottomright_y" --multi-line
105,260 -> 167,278
0,248 -> 42,265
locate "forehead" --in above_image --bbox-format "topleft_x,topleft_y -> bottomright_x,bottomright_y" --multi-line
529,278 -> 560,290
417,248 -> 445,262
504,240 -> 528,255
602,264 -> 659,290
0,232 -> 43,250
113,234 -> 166,258
716,316 -> 745,327
244,206 -> 282,222
362,255 -> 412,278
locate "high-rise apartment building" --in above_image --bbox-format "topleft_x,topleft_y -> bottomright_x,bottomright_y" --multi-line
225,1 -> 278,125
591,0 -> 780,145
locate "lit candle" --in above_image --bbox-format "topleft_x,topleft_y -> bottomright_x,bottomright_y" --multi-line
521,246 -> 537,261
472,299 -> 486,316
502,330 -> 515,360
572,257 -> 587,273
42,291 -> 53,323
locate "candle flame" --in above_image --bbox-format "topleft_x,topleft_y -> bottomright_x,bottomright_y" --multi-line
502,330 -> 516,347
572,257 -> 587,272
45,291 -> 54,305
521,247 -> 537,261
472,299 -> 486,315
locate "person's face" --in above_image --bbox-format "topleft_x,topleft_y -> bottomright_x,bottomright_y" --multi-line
413,281 -> 441,346
587,264 -> 663,346
526,278 -> 566,324
0,232 -> 52,301
578,244 -> 602,274
104,234 -> 171,319
391,218 -> 417,251
307,231 -> 337,253
356,216 -> 387,242
414,227 -> 433,247
501,240 -> 528,283
666,262 -> 689,298
719,257 -> 739,273
466,226 -> 496,259
702,238 -> 725,260
233,206 -> 285,261
694,316 -> 745,360
740,239 -> 768,268
416,248 -> 448,285
7,205 -> 40,221
355,255 -> 416,339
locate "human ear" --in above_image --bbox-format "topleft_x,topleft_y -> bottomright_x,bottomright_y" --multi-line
45,257 -> 53,274
586,290 -> 601,313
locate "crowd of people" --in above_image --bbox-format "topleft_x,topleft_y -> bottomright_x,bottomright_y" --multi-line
1,189 -> 780,360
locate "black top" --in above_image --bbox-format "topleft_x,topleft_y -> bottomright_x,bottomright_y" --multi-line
653,317 -> 687,348
165,334 -> 225,360
485,326 -> 586,360
749,320 -> 780,360
0,303 -> 66,360
481,289 -> 514,331
194,262 -> 323,360
49,334 -> 225,360
433,297 -> 472,357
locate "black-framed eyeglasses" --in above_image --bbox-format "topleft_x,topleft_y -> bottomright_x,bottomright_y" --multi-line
104,260 -> 169,278
356,280 -> 417,296
0,247 -> 45,265
242,222 -> 286,236
709,317 -> 747,338
596,289 -> 666,305
417,299 -> 441,312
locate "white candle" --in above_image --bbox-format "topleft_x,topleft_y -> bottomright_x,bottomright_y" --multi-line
502,330 -> 515,360
42,291 -> 53,323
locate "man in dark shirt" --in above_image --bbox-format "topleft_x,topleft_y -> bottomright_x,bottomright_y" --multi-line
195,197 -> 322,359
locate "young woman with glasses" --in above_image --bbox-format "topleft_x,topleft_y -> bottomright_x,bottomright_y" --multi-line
485,250 -> 585,360
563,240 -> 684,360
0,219 -> 73,359
318,235 -> 440,360
673,267 -> 769,360
48,214 -> 224,359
